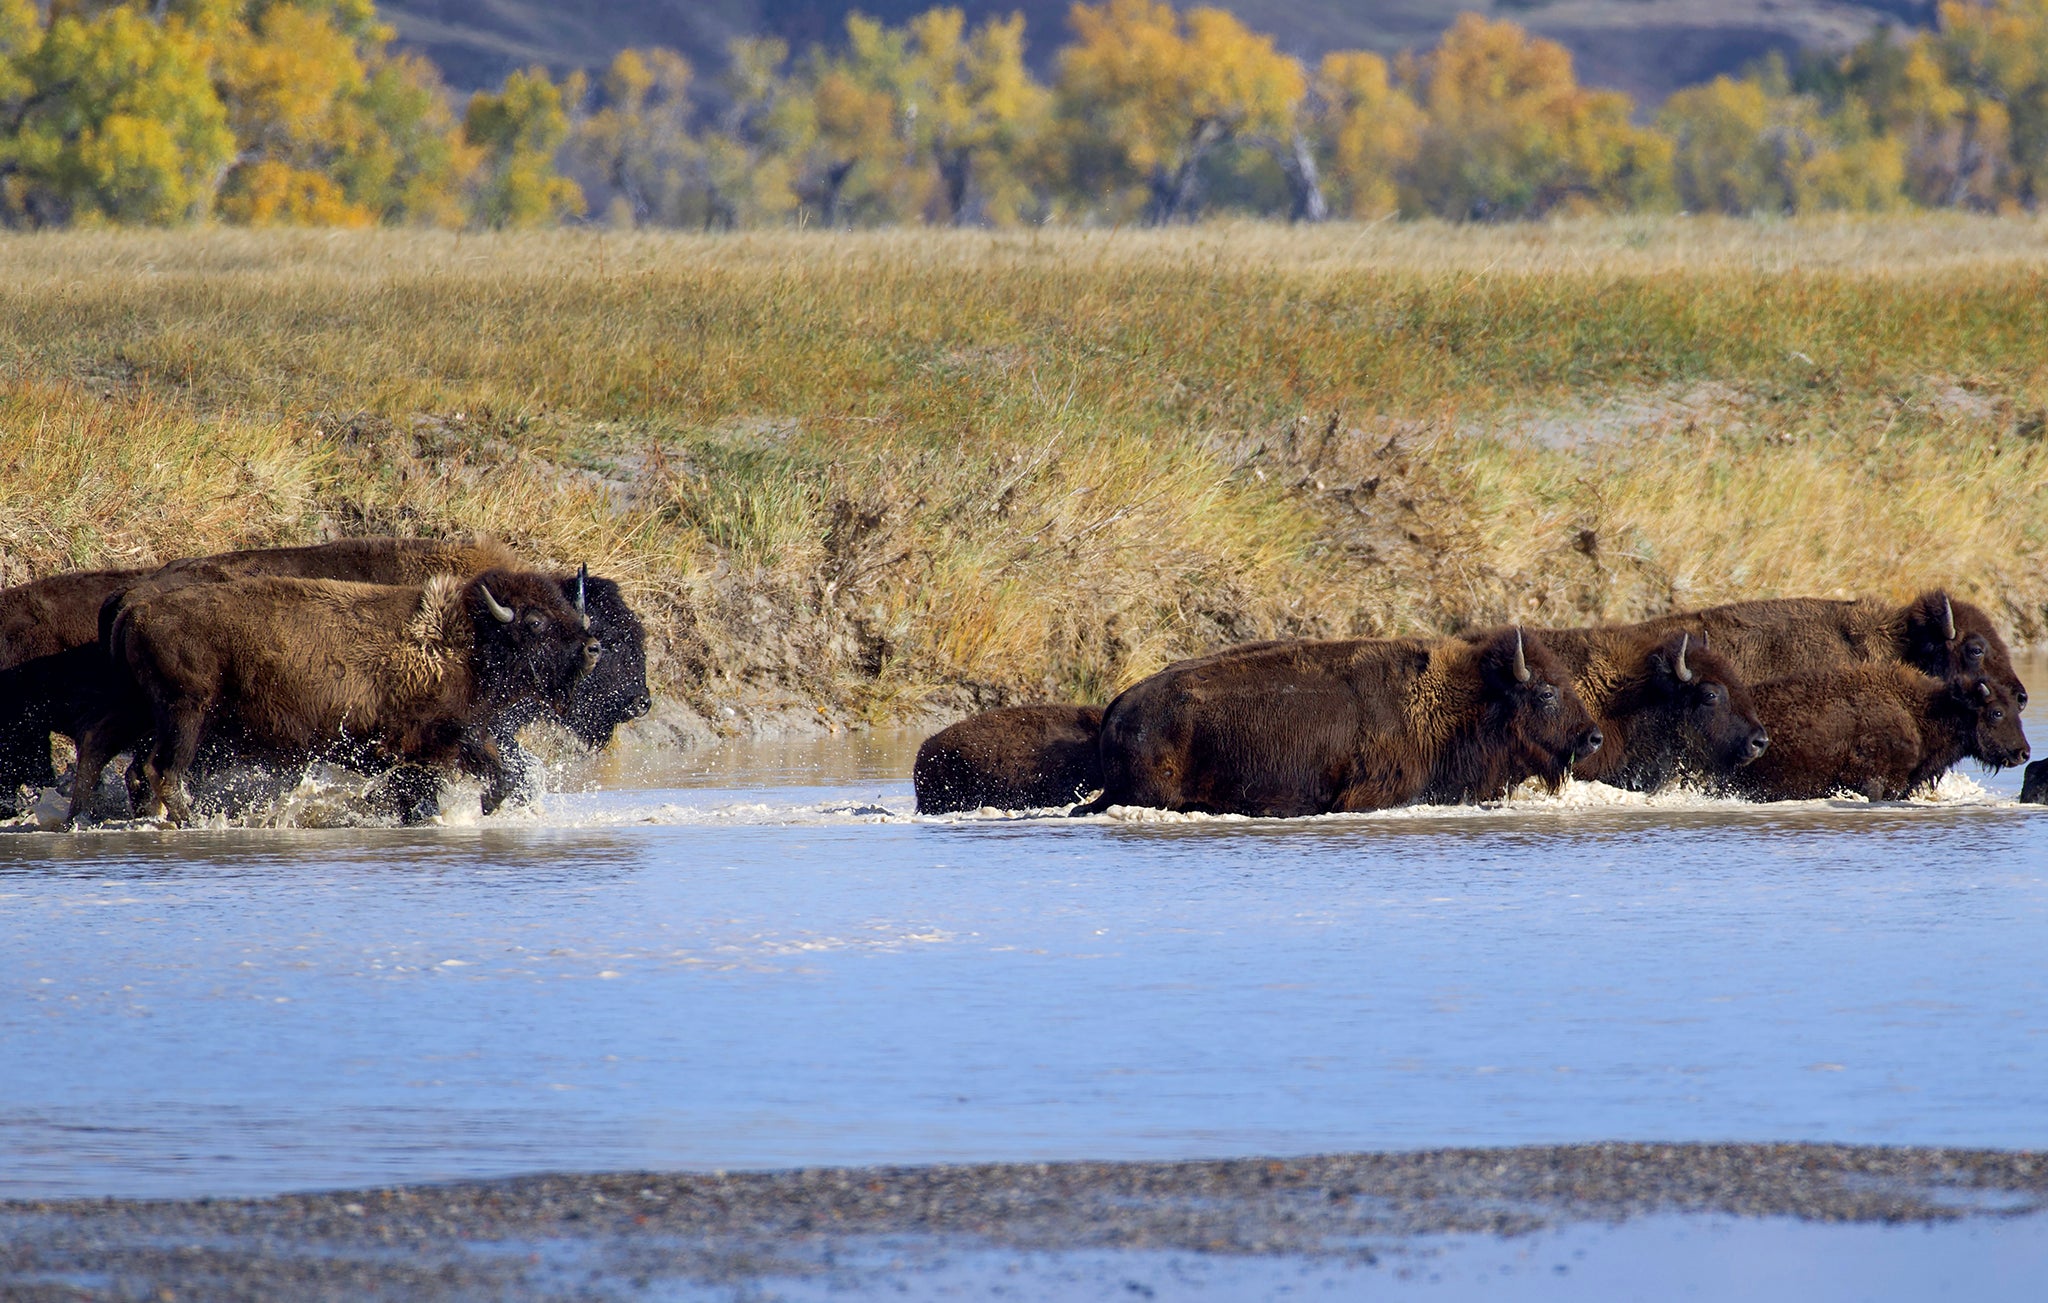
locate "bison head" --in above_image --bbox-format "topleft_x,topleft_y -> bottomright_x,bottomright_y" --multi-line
1478,626 -> 1601,788
1903,591 -> 2027,709
557,572 -> 652,748
1961,677 -> 2031,770
1647,632 -> 1769,773
464,569 -> 601,712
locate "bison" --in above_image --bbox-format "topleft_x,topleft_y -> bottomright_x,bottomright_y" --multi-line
1532,628 -> 1769,791
1731,665 -> 2030,802
914,705 -> 1105,813
0,568 -> 152,670
73,570 -> 599,827
1633,591 -> 2025,707
2021,760 -> 2048,805
0,645 -> 132,815
1071,627 -> 1601,817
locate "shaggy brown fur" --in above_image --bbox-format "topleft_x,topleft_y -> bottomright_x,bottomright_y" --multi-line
1733,665 -> 2030,802
1534,627 -> 1769,792
1634,592 -> 2025,706
914,705 -> 1105,813
2021,759 -> 2048,804
1072,628 -> 1601,817
74,570 -> 597,826
154,537 -> 521,586
0,568 -> 151,669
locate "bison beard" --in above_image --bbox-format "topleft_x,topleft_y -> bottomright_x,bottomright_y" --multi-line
1532,627 -> 1770,792
75,570 -> 599,827
914,705 -> 1105,813
1733,665 -> 2031,802
1073,627 -> 1601,817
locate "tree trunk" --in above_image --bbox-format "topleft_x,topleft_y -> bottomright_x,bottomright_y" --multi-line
1147,119 -> 1224,225
938,146 -> 975,226
819,159 -> 857,228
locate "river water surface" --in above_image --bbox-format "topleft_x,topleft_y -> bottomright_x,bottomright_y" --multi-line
4,662 -> 2048,1202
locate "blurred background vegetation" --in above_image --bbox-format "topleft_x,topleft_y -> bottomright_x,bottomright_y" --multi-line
5,0 -> 2048,231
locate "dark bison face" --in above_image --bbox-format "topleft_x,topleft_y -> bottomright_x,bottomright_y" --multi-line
1480,627 -> 1601,785
465,569 -> 601,711
1963,678 -> 2031,770
1904,591 -> 2027,709
558,574 -> 651,748
1649,634 -> 1769,770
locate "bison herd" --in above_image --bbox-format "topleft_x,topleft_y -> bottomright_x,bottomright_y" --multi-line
1,538 -> 651,827
4,555 -> 2041,828
916,592 -> 2041,817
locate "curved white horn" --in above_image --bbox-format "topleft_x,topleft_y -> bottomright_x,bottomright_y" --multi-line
1513,627 -> 1531,683
479,583 -> 516,623
1943,595 -> 1957,643
575,563 -> 590,631
1675,633 -> 1694,683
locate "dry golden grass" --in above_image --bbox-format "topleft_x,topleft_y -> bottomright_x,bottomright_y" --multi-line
3,217 -> 2046,724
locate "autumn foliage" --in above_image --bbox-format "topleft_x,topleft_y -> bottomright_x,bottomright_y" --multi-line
6,1 -> 2048,227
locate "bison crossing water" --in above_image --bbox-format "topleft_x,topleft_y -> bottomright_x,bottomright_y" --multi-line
917,593 -> 2036,816
1,539 -> 651,827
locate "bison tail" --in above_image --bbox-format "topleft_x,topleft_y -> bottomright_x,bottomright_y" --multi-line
97,589 -> 135,661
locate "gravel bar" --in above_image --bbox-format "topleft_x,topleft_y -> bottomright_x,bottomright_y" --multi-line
4,1142 -> 2045,1300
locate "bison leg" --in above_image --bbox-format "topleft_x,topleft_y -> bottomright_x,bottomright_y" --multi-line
458,731 -> 519,816
66,717 -> 131,828
381,765 -> 443,825
142,702 -> 205,826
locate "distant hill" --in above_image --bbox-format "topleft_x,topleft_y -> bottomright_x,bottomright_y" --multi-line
380,0 -> 1938,106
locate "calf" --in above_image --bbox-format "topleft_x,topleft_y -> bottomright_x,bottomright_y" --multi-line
914,705 -> 1104,813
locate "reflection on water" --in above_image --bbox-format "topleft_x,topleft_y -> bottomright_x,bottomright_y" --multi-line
1,657 -> 2045,1199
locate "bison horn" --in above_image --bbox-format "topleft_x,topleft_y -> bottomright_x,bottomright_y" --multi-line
1675,633 -> 1694,683
1513,627 -> 1531,683
1978,679 -> 1993,702
479,582 -> 516,623
575,563 -> 590,631
1943,595 -> 1957,643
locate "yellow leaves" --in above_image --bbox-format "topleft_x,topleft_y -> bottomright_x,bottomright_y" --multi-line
1402,14 -> 1663,219
217,158 -> 373,226
1311,50 -> 1422,218
1057,0 -> 1307,221
1661,69 -> 1903,215
464,67 -> 585,229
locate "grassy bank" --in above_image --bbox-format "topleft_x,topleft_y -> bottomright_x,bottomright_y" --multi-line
4,217 -> 2047,732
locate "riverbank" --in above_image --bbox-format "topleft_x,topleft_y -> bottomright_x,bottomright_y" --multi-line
4,1144 -> 2043,1300
5,218 -> 2047,734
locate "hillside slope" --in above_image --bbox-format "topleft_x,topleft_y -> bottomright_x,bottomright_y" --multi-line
383,0 -> 1935,103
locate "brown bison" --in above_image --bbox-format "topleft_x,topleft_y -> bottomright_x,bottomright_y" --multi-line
72,570 -> 599,826
0,568 -> 151,670
1732,665 -> 2030,802
1072,628 -> 1601,817
141,539 -> 651,752
914,705 -> 1105,813
1635,591 -> 2025,707
1533,628 -> 1769,791
1,646 -> 131,815
2020,760 -> 2048,805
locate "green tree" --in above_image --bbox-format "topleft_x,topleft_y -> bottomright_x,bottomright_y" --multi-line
465,65 -> 585,228
1661,62 -> 1903,214
0,3 -> 233,226
570,47 -> 703,227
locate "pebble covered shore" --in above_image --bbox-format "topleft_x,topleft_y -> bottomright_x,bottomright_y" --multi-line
4,1142 -> 2045,1300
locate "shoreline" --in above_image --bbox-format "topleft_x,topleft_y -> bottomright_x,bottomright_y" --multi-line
5,1144 -> 2044,1297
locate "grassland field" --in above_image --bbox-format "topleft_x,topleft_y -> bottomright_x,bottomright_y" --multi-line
3,216 -> 2047,739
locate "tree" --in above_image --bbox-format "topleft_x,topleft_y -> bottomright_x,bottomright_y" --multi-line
1927,0 -> 2048,207
1660,62 -> 1903,214
465,66 -> 585,228
896,8 -> 1047,225
1401,14 -> 1669,219
1307,49 -> 1424,219
0,3 -> 233,226
1056,0 -> 1305,223
570,47 -> 703,227
696,36 -> 805,228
